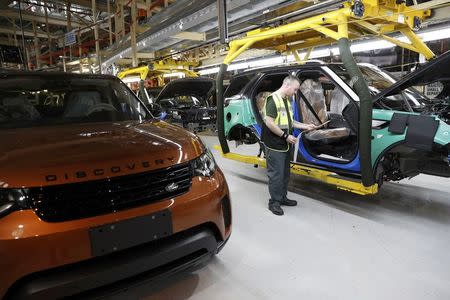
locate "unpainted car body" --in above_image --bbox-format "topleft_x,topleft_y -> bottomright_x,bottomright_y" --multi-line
153,77 -> 217,133
223,55 -> 450,185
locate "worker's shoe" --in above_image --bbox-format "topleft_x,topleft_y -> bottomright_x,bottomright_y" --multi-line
280,198 -> 297,206
268,202 -> 284,216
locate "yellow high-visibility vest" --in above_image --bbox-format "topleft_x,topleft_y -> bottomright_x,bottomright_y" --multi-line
272,92 -> 293,131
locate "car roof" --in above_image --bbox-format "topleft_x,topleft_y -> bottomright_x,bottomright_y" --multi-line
0,70 -> 118,81
234,62 -> 322,78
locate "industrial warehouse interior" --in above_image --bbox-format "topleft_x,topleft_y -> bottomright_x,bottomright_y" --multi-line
0,0 -> 449,299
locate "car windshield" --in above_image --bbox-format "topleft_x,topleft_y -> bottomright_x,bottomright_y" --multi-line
158,95 -> 203,108
0,75 -> 151,129
328,64 -> 430,111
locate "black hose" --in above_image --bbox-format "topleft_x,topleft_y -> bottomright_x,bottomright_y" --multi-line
216,63 -> 230,154
338,38 -> 374,186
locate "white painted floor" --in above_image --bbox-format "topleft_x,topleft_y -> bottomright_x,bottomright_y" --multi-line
102,135 -> 450,300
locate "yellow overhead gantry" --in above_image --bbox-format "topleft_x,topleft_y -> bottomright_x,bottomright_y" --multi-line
117,59 -> 199,103
215,0 -> 436,195
222,0 -> 434,65
117,58 -> 199,84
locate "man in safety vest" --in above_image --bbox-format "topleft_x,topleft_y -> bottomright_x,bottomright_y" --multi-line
261,75 -> 317,216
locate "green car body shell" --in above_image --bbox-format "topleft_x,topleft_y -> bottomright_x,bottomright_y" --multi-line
224,98 -> 450,168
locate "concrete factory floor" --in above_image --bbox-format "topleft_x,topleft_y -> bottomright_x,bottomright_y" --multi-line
96,135 -> 450,300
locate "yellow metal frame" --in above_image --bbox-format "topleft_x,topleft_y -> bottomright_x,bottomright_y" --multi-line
117,58 -> 199,85
214,146 -> 378,195
223,0 -> 434,65
217,0 -> 438,195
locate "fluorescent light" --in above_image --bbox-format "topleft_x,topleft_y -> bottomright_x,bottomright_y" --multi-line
228,62 -> 249,71
419,27 -> 450,42
121,76 -> 141,83
163,72 -> 186,78
199,67 -> 220,75
248,56 -> 284,68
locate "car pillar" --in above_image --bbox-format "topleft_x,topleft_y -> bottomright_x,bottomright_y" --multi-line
216,63 -> 230,154
335,13 -> 374,186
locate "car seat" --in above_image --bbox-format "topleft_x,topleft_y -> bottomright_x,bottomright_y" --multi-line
256,91 -> 271,113
298,79 -> 350,143
64,91 -> 102,117
2,95 -> 41,120
329,87 -> 350,114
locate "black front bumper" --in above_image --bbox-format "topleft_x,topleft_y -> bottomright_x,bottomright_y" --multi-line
6,226 -> 221,300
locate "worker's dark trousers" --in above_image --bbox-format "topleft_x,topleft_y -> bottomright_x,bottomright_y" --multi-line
266,146 -> 292,205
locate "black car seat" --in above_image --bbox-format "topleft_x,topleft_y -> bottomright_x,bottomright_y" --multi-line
298,79 -> 350,143
64,91 -> 102,118
2,95 -> 41,120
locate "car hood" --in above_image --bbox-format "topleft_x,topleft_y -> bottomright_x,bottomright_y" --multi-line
373,50 -> 450,102
0,120 -> 204,187
156,77 -> 214,101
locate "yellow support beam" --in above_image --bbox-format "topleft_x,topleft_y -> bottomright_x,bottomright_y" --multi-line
117,65 -> 149,80
222,0 -> 435,65
310,24 -> 341,41
354,20 -> 435,59
289,47 -> 314,64
399,27 -> 435,60
213,146 -> 378,195
224,41 -> 255,65
117,59 -> 199,84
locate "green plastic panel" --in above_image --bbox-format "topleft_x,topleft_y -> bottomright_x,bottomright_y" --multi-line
224,96 -> 257,136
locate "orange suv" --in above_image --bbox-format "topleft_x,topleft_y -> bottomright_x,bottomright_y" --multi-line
0,72 -> 231,299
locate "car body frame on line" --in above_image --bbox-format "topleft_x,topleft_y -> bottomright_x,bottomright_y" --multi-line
152,77 -> 217,133
223,54 -> 450,187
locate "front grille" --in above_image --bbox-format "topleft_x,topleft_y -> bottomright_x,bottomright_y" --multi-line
28,163 -> 192,222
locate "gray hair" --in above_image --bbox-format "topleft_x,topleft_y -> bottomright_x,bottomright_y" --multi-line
282,75 -> 301,86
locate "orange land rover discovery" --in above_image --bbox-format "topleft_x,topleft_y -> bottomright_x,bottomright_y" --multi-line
0,72 -> 231,299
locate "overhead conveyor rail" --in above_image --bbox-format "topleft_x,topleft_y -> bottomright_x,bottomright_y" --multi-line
215,0 -> 437,195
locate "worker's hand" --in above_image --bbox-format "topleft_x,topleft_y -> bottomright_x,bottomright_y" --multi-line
286,134 -> 297,144
304,124 -> 318,132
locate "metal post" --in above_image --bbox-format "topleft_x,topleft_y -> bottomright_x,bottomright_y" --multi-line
92,0 -> 102,73
216,64 -> 229,153
131,0 -> 138,67
17,0 -> 28,70
146,0 -> 152,18
44,1 -> 52,65
107,0 -> 113,46
13,20 -> 18,47
78,30 -> 82,72
62,55 -> 66,72
67,1 -> 73,60
115,1 -> 120,41
217,0 -> 228,44
119,0 -> 125,40
33,21 -> 41,68
25,45 -> 31,70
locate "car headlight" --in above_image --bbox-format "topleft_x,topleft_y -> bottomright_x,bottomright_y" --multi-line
0,188 -> 29,218
192,149 -> 216,177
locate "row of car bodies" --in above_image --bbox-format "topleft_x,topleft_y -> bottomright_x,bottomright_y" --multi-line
223,57 -> 450,186
148,77 -> 217,133
117,64 -> 218,134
